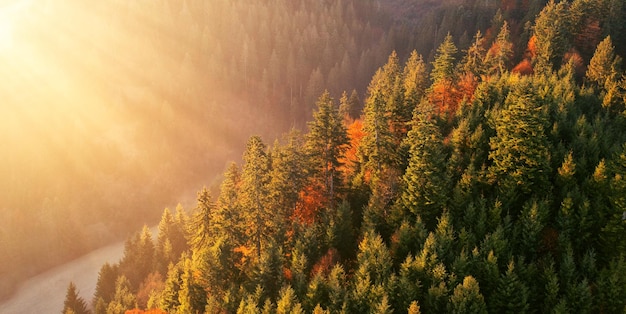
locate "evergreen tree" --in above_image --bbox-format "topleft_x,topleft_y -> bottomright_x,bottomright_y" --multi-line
107,276 -> 136,314
587,36 -> 619,85
268,130 -> 307,242
429,33 -> 459,117
306,91 -> 349,207
160,262 -> 182,313
488,79 -> 551,208
532,0 -> 570,74
215,162 -> 244,246
189,187 -> 215,251
486,21 -> 513,76
586,36 -> 624,109
401,102 -> 449,228
177,255 -> 206,314
63,282 -> 89,314
240,136 -> 271,258
93,262 -> 118,305
491,261 -> 529,314
403,50 -> 428,110
461,31 -> 487,79
448,276 -> 487,314
157,208 -> 176,273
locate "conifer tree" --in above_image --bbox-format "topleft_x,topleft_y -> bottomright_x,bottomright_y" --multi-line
586,36 -> 624,109
461,31 -> 487,79
177,255 -> 206,314
160,262 -> 182,313
189,187 -> 215,251
532,0 -> 570,75
63,282 -> 89,314
93,262 -> 118,306
241,136 -> 271,258
486,21 -> 513,76
491,261 -> 529,313
488,80 -> 551,208
448,276 -> 487,314
429,33 -> 459,116
107,276 -> 136,314
586,36 -> 621,87
401,102 -> 449,228
215,162 -> 244,245
157,208 -> 176,272
361,80 -> 395,182
306,91 -> 349,207
403,50 -> 428,109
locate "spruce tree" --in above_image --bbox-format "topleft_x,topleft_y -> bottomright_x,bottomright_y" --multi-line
240,136 -> 271,258
429,33 -> 458,116
488,79 -> 551,208
306,91 -> 349,207
189,187 -> 215,251
448,276 -> 487,314
491,261 -> 530,314
401,102 -> 449,229
532,0 -> 570,75
63,282 -> 89,314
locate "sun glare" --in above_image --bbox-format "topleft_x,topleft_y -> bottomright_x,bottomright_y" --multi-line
0,19 -> 14,50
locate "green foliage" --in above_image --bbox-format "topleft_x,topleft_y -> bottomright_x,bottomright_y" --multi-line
491,261 -> 529,314
488,77 -> 551,207
430,33 -> 458,85
306,91 -> 349,206
189,187 -> 216,251
448,276 -> 487,314
93,262 -> 119,305
533,0 -> 571,74
86,3 -> 626,312
401,102 -> 449,228
107,275 -> 136,314
63,282 -> 89,314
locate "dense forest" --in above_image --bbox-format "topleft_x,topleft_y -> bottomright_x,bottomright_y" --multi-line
57,0 -> 626,313
1,0 -> 526,298
1,0 -> 399,297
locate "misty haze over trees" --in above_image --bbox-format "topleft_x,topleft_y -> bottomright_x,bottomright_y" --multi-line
2,0 -> 626,313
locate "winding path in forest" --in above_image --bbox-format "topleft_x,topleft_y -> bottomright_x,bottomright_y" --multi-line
0,239 -> 126,314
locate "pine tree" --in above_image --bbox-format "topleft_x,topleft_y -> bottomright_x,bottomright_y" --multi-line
586,36 -> 621,87
401,102 -> 449,228
160,262 -> 182,313
448,276 -> 488,314
107,276 -> 136,314
93,262 -> 118,305
306,91 -> 349,207
157,208 -> 176,273
429,33 -> 459,117
189,187 -> 215,251
491,261 -> 530,314
215,162 -> 244,246
177,255 -> 206,314
586,36 -> 624,109
403,50 -> 428,109
240,136 -> 271,258
277,286 -> 304,314
268,130 -> 307,242
63,282 -> 89,314
486,21 -> 513,76
532,0 -> 570,75
488,79 -> 551,208
407,300 -> 421,314
461,31 -> 487,79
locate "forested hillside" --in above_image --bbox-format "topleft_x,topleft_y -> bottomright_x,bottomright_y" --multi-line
1,0 -> 405,298
60,0 -> 626,313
